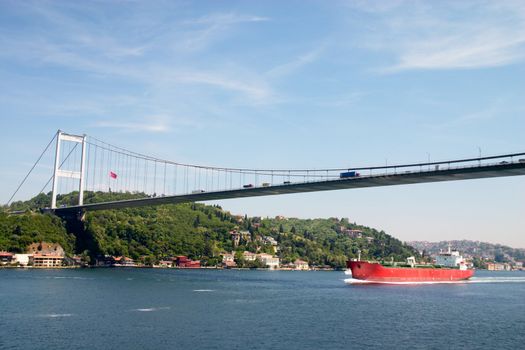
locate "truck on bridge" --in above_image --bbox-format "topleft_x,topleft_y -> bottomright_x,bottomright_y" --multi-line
340,171 -> 360,179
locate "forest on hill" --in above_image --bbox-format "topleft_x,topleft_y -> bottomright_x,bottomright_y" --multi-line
2,192 -> 419,268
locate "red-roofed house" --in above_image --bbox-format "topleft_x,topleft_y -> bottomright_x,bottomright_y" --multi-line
113,256 -> 136,267
175,256 -> 201,268
0,252 -> 14,265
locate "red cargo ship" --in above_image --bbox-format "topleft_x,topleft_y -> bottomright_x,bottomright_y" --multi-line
346,247 -> 474,283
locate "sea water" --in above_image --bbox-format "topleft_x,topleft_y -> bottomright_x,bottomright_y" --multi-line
0,269 -> 524,349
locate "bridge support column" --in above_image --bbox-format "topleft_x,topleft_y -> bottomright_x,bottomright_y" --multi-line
51,130 -> 87,209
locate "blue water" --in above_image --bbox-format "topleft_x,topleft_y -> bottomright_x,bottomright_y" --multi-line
1,269 -> 524,349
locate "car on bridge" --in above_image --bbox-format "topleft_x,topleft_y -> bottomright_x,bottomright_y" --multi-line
243,184 -> 254,189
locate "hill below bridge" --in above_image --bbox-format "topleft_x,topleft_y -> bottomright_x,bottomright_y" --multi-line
2,192 -> 419,268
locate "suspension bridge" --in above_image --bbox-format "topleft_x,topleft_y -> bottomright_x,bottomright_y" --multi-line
7,130 -> 525,216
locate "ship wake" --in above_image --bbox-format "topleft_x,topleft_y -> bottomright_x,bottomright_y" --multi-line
467,276 -> 525,284
344,276 -> 525,285
344,278 -> 469,285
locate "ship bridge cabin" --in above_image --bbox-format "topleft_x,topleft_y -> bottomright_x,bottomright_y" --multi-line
436,246 -> 467,270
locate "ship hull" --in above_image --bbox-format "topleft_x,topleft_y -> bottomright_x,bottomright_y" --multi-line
347,261 -> 474,282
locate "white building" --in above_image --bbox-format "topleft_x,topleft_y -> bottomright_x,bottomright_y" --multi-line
13,254 -> 32,266
222,253 -> 235,263
30,254 -> 63,267
294,259 -> 309,270
257,253 -> 280,269
264,236 -> 278,246
243,251 -> 257,261
221,252 -> 236,268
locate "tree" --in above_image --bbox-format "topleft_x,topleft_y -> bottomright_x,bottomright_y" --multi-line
234,251 -> 245,267
193,215 -> 200,228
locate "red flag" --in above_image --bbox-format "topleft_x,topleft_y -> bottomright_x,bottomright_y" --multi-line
109,171 -> 117,179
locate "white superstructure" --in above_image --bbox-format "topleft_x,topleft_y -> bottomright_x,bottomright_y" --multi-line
436,245 -> 468,270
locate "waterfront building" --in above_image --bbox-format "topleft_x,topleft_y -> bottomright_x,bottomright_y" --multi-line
175,256 -> 200,268
487,262 -> 511,271
222,253 -> 236,268
30,254 -> 64,267
113,256 -> 136,267
0,252 -> 14,265
243,251 -> 257,261
279,263 -> 294,270
257,253 -> 280,269
13,254 -> 32,266
71,256 -> 83,266
294,259 -> 309,270
158,260 -> 173,268
222,253 -> 235,263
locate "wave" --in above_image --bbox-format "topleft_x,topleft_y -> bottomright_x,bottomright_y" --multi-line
133,307 -> 170,312
39,313 -> 73,318
193,289 -> 214,292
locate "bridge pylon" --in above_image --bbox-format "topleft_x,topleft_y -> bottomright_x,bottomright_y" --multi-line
51,130 -> 87,209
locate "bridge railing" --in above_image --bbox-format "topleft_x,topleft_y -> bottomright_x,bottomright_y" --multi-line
328,153 -> 525,181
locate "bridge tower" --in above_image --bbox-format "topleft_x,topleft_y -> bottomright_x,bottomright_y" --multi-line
51,130 -> 87,209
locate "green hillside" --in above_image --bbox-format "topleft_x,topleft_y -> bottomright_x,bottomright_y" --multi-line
2,192 -> 419,268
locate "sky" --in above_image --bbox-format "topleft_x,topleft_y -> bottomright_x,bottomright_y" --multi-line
0,0 -> 524,247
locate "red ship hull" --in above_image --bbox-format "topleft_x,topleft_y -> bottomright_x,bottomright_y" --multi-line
347,261 -> 474,282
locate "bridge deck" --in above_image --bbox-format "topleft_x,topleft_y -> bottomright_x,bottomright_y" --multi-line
54,162 -> 525,214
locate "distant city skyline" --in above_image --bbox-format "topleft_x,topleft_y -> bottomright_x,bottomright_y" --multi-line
1,1 -> 524,247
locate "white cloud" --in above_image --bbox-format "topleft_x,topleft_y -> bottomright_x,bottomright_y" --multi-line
266,46 -> 324,78
0,4 -> 276,107
174,71 -> 273,103
388,27 -> 525,72
93,116 -> 172,133
184,13 -> 269,25
425,97 -> 513,130
176,13 -> 269,52
348,1 -> 525,72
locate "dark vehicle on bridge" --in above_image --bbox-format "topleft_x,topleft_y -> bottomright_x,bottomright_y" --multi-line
283,181 -> 291,185
243,184 -> 254,188
340,171 -> 360,178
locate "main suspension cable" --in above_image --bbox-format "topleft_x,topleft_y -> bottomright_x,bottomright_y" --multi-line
7,132 -> 57,206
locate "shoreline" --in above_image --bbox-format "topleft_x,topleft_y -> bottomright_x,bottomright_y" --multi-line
0,265 -> 340,271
